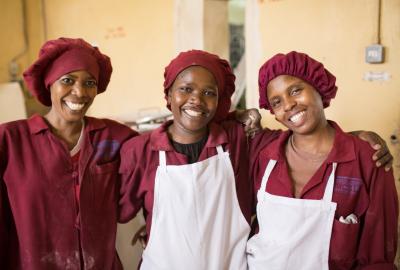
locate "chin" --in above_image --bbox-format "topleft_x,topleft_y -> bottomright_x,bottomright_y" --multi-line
63,113 -> 85,123
293,125 -> 318,135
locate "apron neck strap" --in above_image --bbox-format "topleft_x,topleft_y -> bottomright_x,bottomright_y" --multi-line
260,159 -> 277,192
322,162 -> 337,202
216,145 -> 224,155
159,151 -> 167,171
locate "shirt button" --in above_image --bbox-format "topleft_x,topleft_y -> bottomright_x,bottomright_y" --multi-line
72,171 -> 78,178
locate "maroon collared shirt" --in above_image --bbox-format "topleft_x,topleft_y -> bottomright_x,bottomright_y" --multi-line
0,114 -> 137,270
118,120 -> 279,240
253,121 -> 398,270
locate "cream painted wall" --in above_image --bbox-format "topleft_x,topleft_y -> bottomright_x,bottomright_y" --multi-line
40,0 -> 175,121
204,0 -> 229,60
0,0 -> 28,82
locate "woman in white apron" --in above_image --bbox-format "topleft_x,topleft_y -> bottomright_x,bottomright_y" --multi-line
247,51 -> 398,269
119,50 -> 278,270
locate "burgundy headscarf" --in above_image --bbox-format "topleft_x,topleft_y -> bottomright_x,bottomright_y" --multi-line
258,51 -> 337,112
23,37 -> 112,106
163,50 -> 235,122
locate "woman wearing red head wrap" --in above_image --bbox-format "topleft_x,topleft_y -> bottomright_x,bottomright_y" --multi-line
0,38 -> 138,269
118,50 -> 278,270
247,51 -> 398,269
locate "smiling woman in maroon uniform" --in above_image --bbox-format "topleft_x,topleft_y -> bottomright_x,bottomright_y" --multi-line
118,50 -> 279,270
247,51 -> 398,269
0,38 -> 137,269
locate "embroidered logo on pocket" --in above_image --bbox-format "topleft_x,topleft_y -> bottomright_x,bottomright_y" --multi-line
334,176 -> 362,195
94,140 -> 120,164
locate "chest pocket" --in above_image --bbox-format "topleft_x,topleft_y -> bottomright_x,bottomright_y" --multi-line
329,219 -> 360,268
90,139 -> 121,174
92,159 -> 119,174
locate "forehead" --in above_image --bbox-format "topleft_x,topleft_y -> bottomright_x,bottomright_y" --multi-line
61,70 -> 96,79
267,75 -> 303,90
175,66 -> 217,85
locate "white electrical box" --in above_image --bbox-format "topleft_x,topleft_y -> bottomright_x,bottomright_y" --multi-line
365,44 -> 384,63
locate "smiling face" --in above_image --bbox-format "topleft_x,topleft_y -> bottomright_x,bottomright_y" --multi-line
47,70 -> 98,124
267,75 -> 327,135
167,66 -> 219,143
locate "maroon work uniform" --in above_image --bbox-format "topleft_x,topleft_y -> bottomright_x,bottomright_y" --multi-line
253,121 -> 398,269
118,120 -> 279,238
0,114 -> 137,270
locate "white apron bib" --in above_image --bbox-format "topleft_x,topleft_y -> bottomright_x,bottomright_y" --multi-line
141,145 -> 250,270
247,160 -> 337,270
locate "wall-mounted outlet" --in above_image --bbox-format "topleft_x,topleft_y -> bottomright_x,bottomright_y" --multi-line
365,44 -> 384,63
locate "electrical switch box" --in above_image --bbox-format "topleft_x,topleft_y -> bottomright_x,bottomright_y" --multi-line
365,44 -> 384,63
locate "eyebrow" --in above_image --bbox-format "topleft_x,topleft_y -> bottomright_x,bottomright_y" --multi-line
176,81 -> 217,89
287,82 -> 304,90
63,74 -> 96,80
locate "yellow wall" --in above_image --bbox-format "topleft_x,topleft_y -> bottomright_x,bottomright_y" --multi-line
0,0 -> 28,82
204,0 -> 229,60
46,0 -> 174,120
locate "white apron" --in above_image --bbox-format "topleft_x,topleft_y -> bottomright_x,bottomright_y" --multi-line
247,160 -> 337,270
141,145 -> 250,270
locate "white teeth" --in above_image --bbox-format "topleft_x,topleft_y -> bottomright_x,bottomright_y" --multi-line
65,101 -> 85,111
290,111 -> 305,123
185,109 -> 203,117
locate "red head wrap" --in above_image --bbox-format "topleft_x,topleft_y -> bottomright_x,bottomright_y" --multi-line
163,50 -> 235,122
23,37 -> 112,106
258,51 -> 337,112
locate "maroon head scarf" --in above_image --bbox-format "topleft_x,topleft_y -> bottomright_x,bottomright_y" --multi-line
163,50 -> 235,122
23,37 -> 112,106
258,51 -> 337,112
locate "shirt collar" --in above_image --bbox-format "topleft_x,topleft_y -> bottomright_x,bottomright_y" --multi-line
325,120 -> 356,163
262,120 -> 356,164
28,114 -> 49,134
28,114 -> 106,135
149,120 -> 228,151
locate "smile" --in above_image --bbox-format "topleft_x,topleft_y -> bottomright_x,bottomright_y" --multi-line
65,101 -> 85,111
183,109 -> 207,118
289,111 -> 305,123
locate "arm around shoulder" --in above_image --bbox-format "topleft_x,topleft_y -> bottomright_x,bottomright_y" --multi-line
118,135 -> 147,223
356,157 -> 398,268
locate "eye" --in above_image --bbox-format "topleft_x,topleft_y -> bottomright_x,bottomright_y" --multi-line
60,77 -> 74,85
179,86 -> 192,93
270,98 -> 281,109
204,89 -> 217,97
85,80 -> 98,88
290,87 -> 301,96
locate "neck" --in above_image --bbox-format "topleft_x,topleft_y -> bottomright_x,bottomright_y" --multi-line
168,123 -> 208,144
44,112 -> 84,150
291,121 -> 335,156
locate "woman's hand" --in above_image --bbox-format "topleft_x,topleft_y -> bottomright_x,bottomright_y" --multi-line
131,225 -> 147,249
352,131 -> 393,171
235,109 -> 262,138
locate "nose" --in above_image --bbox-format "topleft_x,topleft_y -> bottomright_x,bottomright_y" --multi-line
283,96 -> 296,112
71,83 -> 87,97
188,90 -> 203,105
